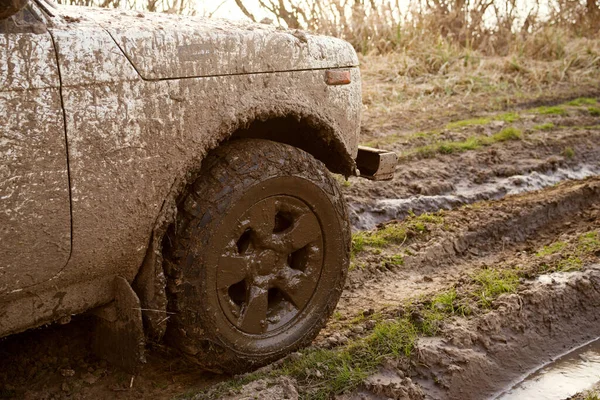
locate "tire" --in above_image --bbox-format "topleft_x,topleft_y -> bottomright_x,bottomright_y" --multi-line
164,139 -> 351,373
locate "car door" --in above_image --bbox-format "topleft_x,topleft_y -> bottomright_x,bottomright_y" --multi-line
0,5 -> 71,295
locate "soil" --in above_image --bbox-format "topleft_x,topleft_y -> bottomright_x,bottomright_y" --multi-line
0,318 -> 223,399
0,94 -> 599,399
347,107 -> 600,230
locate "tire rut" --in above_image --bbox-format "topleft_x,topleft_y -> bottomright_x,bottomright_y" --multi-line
336,177 -> 600,320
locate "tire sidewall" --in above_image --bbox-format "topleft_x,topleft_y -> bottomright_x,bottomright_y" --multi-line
171,140 -> 350,364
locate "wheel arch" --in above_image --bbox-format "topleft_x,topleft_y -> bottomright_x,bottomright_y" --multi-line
230,111 -> 357,177
133,106 -> 357,341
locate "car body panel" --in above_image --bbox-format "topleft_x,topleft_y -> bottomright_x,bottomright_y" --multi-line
0,11 -> 71,295
0,3 -> 361,338
68,6 -> 358,80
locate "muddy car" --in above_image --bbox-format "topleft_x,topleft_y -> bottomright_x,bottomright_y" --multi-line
0,0 -> 396,372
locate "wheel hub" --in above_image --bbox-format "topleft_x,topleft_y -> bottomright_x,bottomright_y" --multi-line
253,249 -> 282,278
216,195 -> 324,335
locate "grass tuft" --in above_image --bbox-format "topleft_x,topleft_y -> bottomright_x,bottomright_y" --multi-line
409,126 -> 522,159
495,112 -> 520,123
563,146 -> 575,158
567,98 -> 597,106
438,137 -> 481,153
352,213 -> 444,256
471,269 -> 519,307
532,105 -> 567,115
536,241 -> 567,257
490,126 -> 523,142
535,231 -> 599,272
534,122 -> 555,130
578,231 -> 600,252
588,106 -> 600,116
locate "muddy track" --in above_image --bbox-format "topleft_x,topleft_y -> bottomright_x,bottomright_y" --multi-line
349,98 -> 600,230
333,178 -> 600,321
0,98 -> 599,399
417,266 -> 600,400
212,179 -> 600,400
348,123 -> 600,230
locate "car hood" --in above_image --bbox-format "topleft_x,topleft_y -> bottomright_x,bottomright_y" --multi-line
55,6 -> 359,80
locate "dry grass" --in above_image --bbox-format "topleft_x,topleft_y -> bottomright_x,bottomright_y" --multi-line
360,34 -> 600,138
235,1 -> 600,54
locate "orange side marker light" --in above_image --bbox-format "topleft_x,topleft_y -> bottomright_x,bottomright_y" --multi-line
326,70 -> 351,86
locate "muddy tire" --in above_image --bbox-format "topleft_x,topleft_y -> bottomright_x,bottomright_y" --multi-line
164,139 -> 351,373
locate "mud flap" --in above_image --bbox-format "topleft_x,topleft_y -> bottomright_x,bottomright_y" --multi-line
355,146 -> 398,181
92,276 -> 146,373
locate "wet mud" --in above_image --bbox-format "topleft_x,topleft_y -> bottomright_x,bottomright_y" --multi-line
346,118 -> 600,230
497,337 -> 600,400
0,97 -> 599,399
219,178 -> 600,400
0,317 -> 223,399
416,266 -> 600,400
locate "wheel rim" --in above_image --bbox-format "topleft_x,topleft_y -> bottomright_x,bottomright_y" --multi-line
216,195 -> 324,335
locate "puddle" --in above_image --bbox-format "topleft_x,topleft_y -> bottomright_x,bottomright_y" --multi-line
494,337 -> 600,400
350,164 -> 600,230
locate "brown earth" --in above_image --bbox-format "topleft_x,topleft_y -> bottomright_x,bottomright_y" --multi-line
334,178 -> 600,322
347,102 -> 600,230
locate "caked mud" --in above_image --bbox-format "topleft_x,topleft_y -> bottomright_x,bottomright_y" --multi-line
416,266 -> 600,400
350,162 -> 600,230
205,178 -> 600,400
0,98 -> 599,399
346,107 -> 600,230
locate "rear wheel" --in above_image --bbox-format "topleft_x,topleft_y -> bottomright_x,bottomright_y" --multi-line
164,139 -> 351,372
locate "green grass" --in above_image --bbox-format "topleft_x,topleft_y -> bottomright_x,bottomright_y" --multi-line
352,225 -> 408,255
585,392 -> 600,400
535,231 -> 599,272
489,126 -> 523,142
471,268 -> 519,307
536,241 -> 567,257
567,97 -> 598,106
578,231 -> 600,252
556,256 -> 583,271
352,212 -> 444,256
410,127 -> 523,158
495,112 -> 520,123
444,112 -> 520,130
563,146 -> 575,158
382,254 -> 405,267
588,106 -> 600,116
431,288 -> 470,316
534,122 -> 555,130
362,97 -> 593,150
438,137 -> 481,153
532,105 -> 567,115
418,289 -> 471,335
197,318 -> 419,400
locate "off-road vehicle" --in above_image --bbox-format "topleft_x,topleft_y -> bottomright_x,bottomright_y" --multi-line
0,0 -> 395,372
